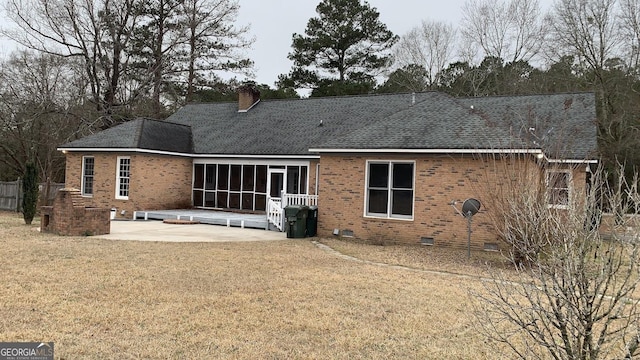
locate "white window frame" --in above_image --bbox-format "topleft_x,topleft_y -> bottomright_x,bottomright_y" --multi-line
546,169 -> 572,209
115,156 -> 131,200
81,156 -> 94,197
364,160 -> 415,220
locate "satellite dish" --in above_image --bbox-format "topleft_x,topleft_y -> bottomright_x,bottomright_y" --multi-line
462,198 -> 481,217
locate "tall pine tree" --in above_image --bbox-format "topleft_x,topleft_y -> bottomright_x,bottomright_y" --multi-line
279,0 -> 397,97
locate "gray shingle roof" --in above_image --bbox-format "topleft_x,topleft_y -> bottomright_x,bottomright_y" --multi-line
166,92 -> 438,155
456,93 -> 597,160
315,91 -> 527,150
60,118 -> 193,154
60,91 -> 597,160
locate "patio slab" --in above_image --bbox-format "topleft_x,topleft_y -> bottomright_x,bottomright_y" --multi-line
93,220 -> 288,243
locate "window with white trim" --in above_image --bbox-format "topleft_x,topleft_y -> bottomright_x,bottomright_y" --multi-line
116,156 -> 131,199
365,161 -> 414,219
546,169 -> 571,208
81,156 -> 94,196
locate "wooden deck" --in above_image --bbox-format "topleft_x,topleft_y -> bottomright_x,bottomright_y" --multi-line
132,209 -> 270,230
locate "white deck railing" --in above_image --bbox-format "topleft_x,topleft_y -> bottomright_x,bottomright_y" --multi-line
282,193 -> 319,207
266,193 -> 319,232
267,197 -> 283,231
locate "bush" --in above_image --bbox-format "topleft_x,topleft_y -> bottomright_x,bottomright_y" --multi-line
22,163 -> 39,225
474,162 -> 640,359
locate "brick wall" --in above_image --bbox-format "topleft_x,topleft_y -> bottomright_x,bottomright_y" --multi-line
41,188 -> 110,236
65,152 -> 192,218
317,153 -> 588,250
309,160 -> 319,195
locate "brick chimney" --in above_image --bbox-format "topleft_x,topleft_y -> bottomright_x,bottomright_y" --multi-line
238,83 -> 260,112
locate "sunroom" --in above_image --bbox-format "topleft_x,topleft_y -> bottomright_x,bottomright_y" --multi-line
191,160 -> 317,212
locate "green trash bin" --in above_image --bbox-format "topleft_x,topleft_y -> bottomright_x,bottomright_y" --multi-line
306,206 -> 318,237
285,205 -> 308,238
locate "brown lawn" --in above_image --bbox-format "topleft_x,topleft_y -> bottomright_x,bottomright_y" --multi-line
0,211 -> 513,359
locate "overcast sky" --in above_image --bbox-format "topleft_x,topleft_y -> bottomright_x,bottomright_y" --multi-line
237,0 -> 556,87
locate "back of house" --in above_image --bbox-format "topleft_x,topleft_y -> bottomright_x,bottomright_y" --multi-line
58,89 -> 597,249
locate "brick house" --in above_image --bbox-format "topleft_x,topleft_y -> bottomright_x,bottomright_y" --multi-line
58,89 -> 597,249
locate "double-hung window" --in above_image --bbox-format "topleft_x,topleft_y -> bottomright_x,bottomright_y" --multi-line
546,169 -> 571,209
366,161 -> 414,219
81,156 -> 94,196
116,156 -> 131,199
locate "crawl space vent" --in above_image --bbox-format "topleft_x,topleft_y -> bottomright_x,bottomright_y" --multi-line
420,237 -> 435,246
484,243 -> 499,252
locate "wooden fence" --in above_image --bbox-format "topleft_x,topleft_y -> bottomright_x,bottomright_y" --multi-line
0,180 -> 65,212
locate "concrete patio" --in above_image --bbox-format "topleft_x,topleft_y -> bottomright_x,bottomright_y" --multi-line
94,219 -> 287,243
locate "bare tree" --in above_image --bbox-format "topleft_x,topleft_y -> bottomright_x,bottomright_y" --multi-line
0,51 -> 93,182
177,0 -> 253,103
473,159 -> 640,359
2,0 -> 253,118
548,0 -> 621,76
2,0 -> 142,123
620,0 -> 640,72
461,0 -> 545,64
392,20 -> 456,89
547,0 -> 636,172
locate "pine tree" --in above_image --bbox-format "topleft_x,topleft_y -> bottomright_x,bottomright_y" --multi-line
279,0 -> 397,96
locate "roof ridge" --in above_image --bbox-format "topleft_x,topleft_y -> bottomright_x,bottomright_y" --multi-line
137,116 -> 193,129
456,90 -> 595,100
134,118 -> 145,148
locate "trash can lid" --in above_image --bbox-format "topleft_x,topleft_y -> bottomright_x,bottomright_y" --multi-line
284,204 -> 303,209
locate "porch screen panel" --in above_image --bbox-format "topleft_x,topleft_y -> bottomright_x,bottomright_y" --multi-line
285,165 -> 308,194
229,193 -> 240,208
193,164 -> 204,189
218,165 -> 229,190
204,191 -> 216,207
256,166 -> 267,193
255,194 -> 266,211
287,166 -> 299,194
205,165 -> 216,189
241,165 -> 255,210
230,165 -> 241,191
192,164 -> 205,207
217,191 -> 228,208
191,163 -> 278,212
242,194 -> 254,210
242,166 -> 254,191
193,190 -> 204,207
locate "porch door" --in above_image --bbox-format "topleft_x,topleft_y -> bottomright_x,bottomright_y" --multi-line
267,169 -> 285,199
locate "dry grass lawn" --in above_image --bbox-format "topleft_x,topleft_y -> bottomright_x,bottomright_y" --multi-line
0,211 -> 513,359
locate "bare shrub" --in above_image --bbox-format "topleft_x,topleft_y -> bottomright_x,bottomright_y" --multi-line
473,161 -> 640,359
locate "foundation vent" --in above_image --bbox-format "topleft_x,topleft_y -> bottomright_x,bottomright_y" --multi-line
483,242 -> 499,252
420,237 -> 434,245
